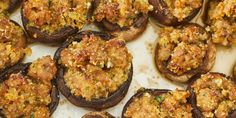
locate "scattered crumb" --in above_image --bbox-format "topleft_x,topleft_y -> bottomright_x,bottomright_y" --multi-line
145,41 -> 155,55
137,64 -> 149,73
132,79 -> 142,92
59,99 -> 68,105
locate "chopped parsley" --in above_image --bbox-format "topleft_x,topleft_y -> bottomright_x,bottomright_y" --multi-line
30,112 -> 34,118
155,96 -> 165,103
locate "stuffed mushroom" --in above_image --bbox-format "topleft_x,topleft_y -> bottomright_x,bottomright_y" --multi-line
82,111 -> 115,118
188,72 -> 236,118
155,23 -> 216,83
0,15 -> 29,73
92,0 -> 153,41
149,0 -> 203,26
203,0 -> 236,46
0,56 -> 59,118
54,31 -> 133,110
21,0 -> 93,43
122,88 -> 193,118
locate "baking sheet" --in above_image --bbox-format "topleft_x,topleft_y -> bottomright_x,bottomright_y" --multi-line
9,3 -> 236,117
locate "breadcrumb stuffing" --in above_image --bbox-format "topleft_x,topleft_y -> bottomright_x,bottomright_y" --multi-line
124,90 -> 192,118
0,15 -> 30,71
0,0 -> 10,12
207,0 -> 236,46
60,35 -> 132,101
0,56 -> 57,118
23,0 -> 92,33
164,0 -> 202,21
192,73 -> 236,118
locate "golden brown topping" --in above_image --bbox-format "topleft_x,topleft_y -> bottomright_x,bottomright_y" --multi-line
28,55 -> 57,85
164,0 -> 202,21
192,73 -> 236,118
157,25 -> 209,75
0,56 -> 56,118
0,0 -> 10,12
207,0 -> 236,46
0,16 -> 29,71
23,0 -> 92,33
124,90 -> 192,118
94,0 -> 153,27
60,35 -> 132,101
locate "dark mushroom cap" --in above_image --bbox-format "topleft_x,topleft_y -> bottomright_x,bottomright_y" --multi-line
7,0 -> 23,13
202,0 -> 236,46
21,0 -> 94,43
21,5 -> 77,43
148,0 -> 203,26
0,0 -> 23,14
0,63 -> 59,117
155,23 -> 216,83
54,31 -> 133,110
201,0 -> 217,26
82,111 -> 115,118
122,88 -> 170,118
187,72 -> 236,118
92,0 -> 149,42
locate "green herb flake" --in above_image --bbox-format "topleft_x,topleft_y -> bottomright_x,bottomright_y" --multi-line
155,96 -> 165,103
30,112 -> 34,118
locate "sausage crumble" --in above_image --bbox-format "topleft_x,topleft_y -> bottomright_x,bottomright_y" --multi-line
124,90 -> 192,118
0,15 -> 30,71
164,0 -> 202,21
206,0 -> 236,46
157,25 -> 209,75
192,73 -> 236,118
0,56 -> 57,118
59,34 -> 132,101
23,0 -> 92,33
94,0 -> 153,27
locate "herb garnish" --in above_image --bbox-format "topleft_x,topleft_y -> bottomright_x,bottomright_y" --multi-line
30,112 -> 34,118
155,96 -> 165,103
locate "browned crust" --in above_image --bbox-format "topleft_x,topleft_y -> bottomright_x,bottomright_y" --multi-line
9,19 -> 27,47
121,88 -> 170,118
187,72 -> 236,118
154,23 -> 216,83
0,19 -> 27,74
54,31 -> 133,110
92,0 -> 148,42
0,63 -> 59,117
21,0 -> 78,43
201,0 -> 234,46
82,111 -> 115,118
148,0 -> 202,26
